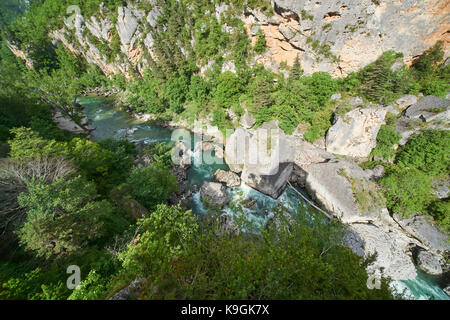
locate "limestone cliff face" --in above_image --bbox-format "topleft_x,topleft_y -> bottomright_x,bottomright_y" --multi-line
15,0 -> 450,78
268,0 -> 450,76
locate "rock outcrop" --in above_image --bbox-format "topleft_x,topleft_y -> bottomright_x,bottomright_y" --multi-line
394,214 -> 450,254
224,127 -> 251,174
240,110 -> 256,129
214,169 -> 241,188
305,158 -> 384,223
267,0 -> 450,76
415,250 -> 443,276
348,223 -> 417,281
395,95 -> 450,145
11,1 -> 447,81
200,182 -> 229,208
291,141 -> 420,280
326,107 -> 387,158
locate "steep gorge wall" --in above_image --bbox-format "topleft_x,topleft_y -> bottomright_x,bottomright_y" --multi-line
269,0 -> 450,76
12,0 -> 450,78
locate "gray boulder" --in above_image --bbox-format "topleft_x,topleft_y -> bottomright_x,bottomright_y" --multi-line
200,182 -> 229,208
224,127 -> 251,173
147,5 -> 162,28
394,214 -> 450,254
395,95 -> 418,110
330,93 -> 342,101
432,179 -> 449,199
240,121 -> 296,199
304,158 -> 383,223
404,95 -> 450,123
395,96 -> 450,145
364,164 -> 385,181
326,107 -> 386,158
349,96 -> 364,106
214,169 -> 241,188
416,250 -> 443,276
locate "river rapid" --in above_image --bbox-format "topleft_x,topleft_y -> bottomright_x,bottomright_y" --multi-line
79,96 -> 449,300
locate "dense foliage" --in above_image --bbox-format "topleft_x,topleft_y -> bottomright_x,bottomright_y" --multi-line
377,129 -> 450,232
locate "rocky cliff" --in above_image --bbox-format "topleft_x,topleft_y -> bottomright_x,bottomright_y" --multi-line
28,0 -> 448,79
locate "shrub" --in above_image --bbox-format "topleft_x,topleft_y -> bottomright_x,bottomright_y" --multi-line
214,71 -> 242,107
119,204 -> 198,276
379,166 -> 433,218
370,125 -> 402,160
17,176 -> 113,259
396,130 -> 450,176
163,75 -> 190,114
253,29 -> 267,54
125,163 -> 178,211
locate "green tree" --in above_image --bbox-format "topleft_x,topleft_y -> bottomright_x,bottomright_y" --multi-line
119,204 -> 198,276
214,71 -> 242,107
396,130 -> 450,176
379,167 -> 433,217
289,54 -> 303,80
17,176 -> 113,259
126,162 -> 178,211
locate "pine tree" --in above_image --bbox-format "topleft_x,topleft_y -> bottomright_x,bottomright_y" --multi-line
289,55 -> 303,80
253,77 -> 274,109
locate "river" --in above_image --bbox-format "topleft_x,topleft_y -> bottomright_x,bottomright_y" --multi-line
79,96 -> 449,300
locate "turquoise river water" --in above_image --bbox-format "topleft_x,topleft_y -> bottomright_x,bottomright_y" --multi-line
79,96 -> 449,300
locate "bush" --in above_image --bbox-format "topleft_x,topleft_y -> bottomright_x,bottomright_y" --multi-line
214,71 -> 242,107
124,207 -> 393,300
163,75 -> 190,114
119,204 -> 198,276
370,125 -> 402,160
125,163 -> 178,211
253,29 -> 267,54
396,130 -> 450,176
379,166 -> 433,218
17,176 -> 113,259
428,199 -> 450,233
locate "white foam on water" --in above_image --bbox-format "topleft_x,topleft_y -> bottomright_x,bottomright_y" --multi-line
392,275 -> 449,300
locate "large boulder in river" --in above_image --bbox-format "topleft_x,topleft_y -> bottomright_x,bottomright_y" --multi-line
240,121 -> 296,199
214,169 -> 241,188
416,250 -> 443,276
224,127 -> 251,173
304,158 -> 384,224
326,107 -> 387,158
200,182 -> 229,208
